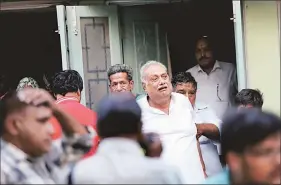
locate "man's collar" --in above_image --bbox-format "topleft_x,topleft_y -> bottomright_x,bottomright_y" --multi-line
55,96 -> 79,104
97,138 -> 144,156
1,139 -> 29,162
197,60 -> 221,73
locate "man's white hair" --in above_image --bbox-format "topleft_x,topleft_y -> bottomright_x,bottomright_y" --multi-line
140,61 -> 167,83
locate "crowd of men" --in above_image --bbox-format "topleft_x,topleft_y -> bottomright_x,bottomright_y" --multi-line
0,37 -> 280,184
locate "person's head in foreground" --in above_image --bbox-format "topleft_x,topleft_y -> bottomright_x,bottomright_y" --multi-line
97,92 -> 142,140
16,77 -> 39,91
235,89 -> 264,109
97,92 -> 162,157
50,70 -> 83,102
140,61 -> 172,103
221,108 -> 280,184
107,64 -> 134,93
172,71 -> 197,106
0,90 -> 53,157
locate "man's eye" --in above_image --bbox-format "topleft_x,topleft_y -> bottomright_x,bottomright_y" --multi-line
177,91 -> 185,94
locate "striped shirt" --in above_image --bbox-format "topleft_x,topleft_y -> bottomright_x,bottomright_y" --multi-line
0,133 -> 93,184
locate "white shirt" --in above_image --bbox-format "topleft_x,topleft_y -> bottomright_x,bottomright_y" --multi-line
187,61 -> 237,119
70,138 -> 182,184
137,93 -> 205,184
193,101 -> 223,177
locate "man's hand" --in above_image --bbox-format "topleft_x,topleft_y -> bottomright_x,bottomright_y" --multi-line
17,88 -> 56,110
196,124 -> 203,139
18,88 -> 87,136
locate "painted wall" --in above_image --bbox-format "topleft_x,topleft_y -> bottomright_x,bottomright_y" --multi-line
243,1 -> 280,115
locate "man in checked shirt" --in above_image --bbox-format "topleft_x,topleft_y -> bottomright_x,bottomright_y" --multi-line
0,88 -> 93,184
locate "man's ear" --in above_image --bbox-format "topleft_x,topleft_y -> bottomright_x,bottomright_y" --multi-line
226,152 -> 242,172
130,80 -> 134,89
142,82 -> 146,91
5,115 -> 20,136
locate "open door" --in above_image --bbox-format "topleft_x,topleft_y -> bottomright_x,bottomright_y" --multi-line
60,5 -> 122,110
121,6 -> 171,94
232,1 -> 247,91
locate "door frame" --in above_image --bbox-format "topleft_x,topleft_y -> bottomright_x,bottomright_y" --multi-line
64,5 -> 123,105
232,0 -> 247,91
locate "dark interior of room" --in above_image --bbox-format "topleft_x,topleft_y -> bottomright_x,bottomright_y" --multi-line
125,0 -> 237,75
166,0 -> 236,74
0,8 -> 62,90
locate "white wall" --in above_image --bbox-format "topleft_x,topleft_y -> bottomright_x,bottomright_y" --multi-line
243,1 -> 280,115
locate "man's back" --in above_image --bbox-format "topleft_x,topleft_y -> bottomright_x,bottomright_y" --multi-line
50,98 -> 98,157
70,138 -> 182,184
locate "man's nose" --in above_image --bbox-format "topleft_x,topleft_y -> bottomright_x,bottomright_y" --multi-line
47,122 -> 54,135
200,51 -> 206,57
116,84 -> 123,91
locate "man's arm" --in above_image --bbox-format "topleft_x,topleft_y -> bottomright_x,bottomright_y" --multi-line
196,123 -> 220,141
197,139 -> 207,178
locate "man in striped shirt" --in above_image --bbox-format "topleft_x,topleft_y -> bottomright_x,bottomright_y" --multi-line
0,88 -> 93,184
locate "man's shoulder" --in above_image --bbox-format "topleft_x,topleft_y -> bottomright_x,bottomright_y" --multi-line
218,61 -> 235,71
187,65 -> 198,73
172,92 -> 193,107
136,94 -> 147,106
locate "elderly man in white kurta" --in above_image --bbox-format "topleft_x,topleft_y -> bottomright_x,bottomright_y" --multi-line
137,61 -> 206,184
187,36 -> 237,120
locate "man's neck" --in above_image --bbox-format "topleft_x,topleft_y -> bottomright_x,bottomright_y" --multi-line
2,135 -> 34,158
200,60 -> 216,75
148,96 -> 171,114
56,92 -> 80,101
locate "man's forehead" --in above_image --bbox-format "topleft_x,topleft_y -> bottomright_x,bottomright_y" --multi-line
196,39 -> 210,48
110,72 -> 128,81
25,105 -> 52,118
146,66 -> 166,76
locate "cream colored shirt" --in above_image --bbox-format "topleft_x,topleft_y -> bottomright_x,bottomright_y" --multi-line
187,61 -> 237,119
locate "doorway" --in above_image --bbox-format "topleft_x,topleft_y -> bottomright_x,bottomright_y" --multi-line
119,0 -> 237,93
0,8 -> 62,90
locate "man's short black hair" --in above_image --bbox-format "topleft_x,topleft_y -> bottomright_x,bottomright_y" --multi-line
171,72 -> 197,90
235,89 -> 264,108
0,91 -> 28,136
221,108 -> 281,160
50,70 -> 83,96
97,93 -> 142,138
107,64 -> 133,82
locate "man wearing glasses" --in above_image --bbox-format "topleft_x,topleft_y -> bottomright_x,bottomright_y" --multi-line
187,36 -> 237,120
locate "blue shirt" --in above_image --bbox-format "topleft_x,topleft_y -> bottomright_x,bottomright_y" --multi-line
203,168 -> 230,184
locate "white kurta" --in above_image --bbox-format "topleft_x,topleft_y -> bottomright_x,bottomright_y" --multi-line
193,101 -> 223,177
137,93 -> 205,184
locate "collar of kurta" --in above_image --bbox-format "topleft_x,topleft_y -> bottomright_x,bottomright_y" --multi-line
55,96 -> 79,104
197,60 -> 221,73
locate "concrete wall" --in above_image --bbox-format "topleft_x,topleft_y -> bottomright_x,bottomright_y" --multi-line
243,1 -> 280,115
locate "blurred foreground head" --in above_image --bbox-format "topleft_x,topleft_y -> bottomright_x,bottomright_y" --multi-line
0,91 -> 53,157
97,92 -> 142,139
221,108 -> 280,184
